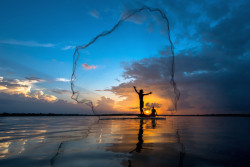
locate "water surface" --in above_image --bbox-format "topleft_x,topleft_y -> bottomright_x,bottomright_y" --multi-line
0,116 -> 250,167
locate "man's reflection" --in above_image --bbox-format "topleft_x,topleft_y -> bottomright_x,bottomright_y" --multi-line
151,120 -> 156,129
130,119 -> 144,153
128,119 -> 158,166
130,119 -> 157,154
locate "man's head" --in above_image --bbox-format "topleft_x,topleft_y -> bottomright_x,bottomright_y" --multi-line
139,89 -> 143,93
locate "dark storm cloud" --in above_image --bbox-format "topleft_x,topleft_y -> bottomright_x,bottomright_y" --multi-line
112,50 -> 249,113
159,0 -> 249,50
200,5 -> 250,57
110,0 -> 250,114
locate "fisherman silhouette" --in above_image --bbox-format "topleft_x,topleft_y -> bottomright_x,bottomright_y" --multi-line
151,106 -> 157,117
133,86 -> 152,116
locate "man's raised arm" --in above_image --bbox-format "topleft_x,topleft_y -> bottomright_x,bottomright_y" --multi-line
144,92 -> 152,95
133,86 -> 139,94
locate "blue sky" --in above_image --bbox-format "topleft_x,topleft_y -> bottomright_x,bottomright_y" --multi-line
0,0 -> 173,101
0,0 -> 249,114
0,0 -> 167,87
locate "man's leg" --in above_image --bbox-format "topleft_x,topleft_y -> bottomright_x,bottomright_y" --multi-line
140,106 -> 143,115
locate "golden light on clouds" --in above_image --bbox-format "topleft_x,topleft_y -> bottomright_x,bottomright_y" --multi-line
0,85 -> 8,90
0,77 -> 57,102
32,91 -> 57,102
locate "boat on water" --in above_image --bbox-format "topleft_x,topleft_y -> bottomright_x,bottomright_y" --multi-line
136,114 -> 165,119
100,115 -> 166,120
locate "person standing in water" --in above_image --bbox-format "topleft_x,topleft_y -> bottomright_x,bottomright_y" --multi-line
133,86 -> 152,115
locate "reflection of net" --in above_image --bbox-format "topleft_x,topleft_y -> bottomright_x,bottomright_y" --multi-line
71,6 -> 180,113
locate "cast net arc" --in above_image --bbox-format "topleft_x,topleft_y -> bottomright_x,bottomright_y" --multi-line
70,6 -> 180,114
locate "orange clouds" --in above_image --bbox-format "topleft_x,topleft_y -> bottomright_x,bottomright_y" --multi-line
104,82 -> 173,114
81,63 -> 97,70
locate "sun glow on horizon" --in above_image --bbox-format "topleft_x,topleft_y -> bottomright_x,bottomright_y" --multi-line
145,110 -> 150,115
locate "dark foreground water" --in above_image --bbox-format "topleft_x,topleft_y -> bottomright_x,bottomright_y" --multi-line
0,116 -> 250,167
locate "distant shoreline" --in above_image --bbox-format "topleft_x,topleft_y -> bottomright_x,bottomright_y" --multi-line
1,113 -> 250,117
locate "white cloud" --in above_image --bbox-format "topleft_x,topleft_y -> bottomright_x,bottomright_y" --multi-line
62,45 -> 75,50
184,70 -> 209,77
56,78 -> 70,82
0,39 -> 55,47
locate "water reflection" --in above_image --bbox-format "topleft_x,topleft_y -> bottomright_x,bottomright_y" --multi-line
0,117 -> 96,162
129,119 -> 157,154
128,119 -> 160,166
151,120 -> 156,129
0,141 -> 11,158
1,116 -> 250,167
50,142 -> 64,167
0,128 -> 46,159
130,120 -> 144,153
176,129 -> 185,167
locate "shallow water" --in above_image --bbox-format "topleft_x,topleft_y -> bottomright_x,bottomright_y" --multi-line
0,116 -> 250,167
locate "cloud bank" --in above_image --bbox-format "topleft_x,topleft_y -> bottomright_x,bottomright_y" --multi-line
0,77 -> 57,102
0,92 -> 91,114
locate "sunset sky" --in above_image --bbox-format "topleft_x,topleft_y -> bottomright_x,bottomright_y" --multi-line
0,0 -> 249,114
